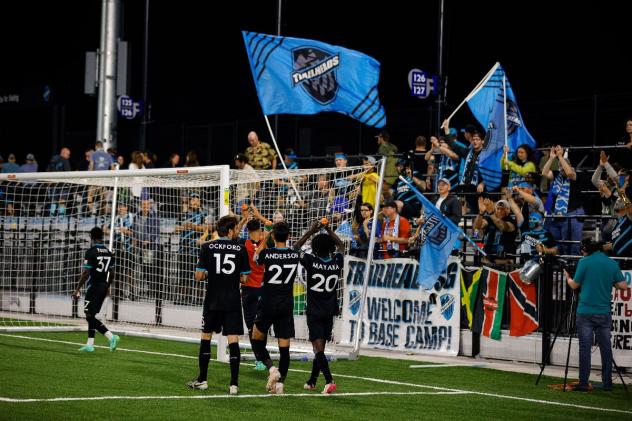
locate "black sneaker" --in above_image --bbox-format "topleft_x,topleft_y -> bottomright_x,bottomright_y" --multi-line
571,383 -> 591,392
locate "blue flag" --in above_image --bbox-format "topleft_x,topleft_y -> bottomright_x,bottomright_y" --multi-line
466,63 -> 536,189
242,31 -> 386,128
398,178 -> 461,291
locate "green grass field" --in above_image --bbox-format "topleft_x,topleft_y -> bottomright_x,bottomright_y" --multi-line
1,331 -> 631,420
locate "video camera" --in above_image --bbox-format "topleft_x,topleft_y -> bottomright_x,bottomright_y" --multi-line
557,258 -> 578,278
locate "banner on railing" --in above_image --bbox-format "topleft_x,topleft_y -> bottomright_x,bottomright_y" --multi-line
340,256 -> 460,356
612,271 -> 632,366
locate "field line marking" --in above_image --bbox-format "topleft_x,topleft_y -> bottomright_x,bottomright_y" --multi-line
0,391 -> 468,403
1,333 -> 631,415
409,364 -> 486,369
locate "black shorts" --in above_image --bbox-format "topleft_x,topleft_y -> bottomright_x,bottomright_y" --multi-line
202,308 -> 244,335
241,286 -> 262,330
84,284 -> 108,316
307,313 -> 334,341
254,306 -> 295,339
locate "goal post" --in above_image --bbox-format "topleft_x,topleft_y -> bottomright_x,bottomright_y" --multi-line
0,161 -> 381,360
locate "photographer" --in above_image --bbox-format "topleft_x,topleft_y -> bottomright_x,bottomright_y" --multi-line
564,238 -> 628,392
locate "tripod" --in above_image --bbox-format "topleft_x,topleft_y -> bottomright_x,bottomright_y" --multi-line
536,289 -> 628,391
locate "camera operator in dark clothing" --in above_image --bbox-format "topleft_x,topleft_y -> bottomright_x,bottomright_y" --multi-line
564,238 -> 629,392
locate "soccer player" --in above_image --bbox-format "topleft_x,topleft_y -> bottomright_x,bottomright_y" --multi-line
241,218 -> 267,371
294,221 -> 344,394
187,215 -> 250,395
251,221 -> 300,395
72,227 -> 120,353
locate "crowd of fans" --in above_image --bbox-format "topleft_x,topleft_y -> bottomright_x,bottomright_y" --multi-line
3,118 -> 632,282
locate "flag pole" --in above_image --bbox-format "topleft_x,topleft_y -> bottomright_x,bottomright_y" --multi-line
503,74 -> 508,149
503,74 -> 509,171
444,62 -> 501,123
263,114 -> 303,202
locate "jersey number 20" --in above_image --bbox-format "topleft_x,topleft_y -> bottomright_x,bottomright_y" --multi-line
311,274 -> 338,292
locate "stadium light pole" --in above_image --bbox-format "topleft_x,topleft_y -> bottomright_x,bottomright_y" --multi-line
97,0 -> 121,150
436,0 -> 445,134
139,0 -> 150,152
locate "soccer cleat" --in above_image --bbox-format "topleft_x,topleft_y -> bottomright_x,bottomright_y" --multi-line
254,361 -> 267,371
266,366 -> 281,392
78,345 -> 95,352
304,382 -> 317,391
186,379 -> 208,390
322,383 -> 337,395
274,382 -> 284,395
229,385 -> 239,395
108,335 -> 120,352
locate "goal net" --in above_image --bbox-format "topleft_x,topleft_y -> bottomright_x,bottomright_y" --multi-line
0,162 -> 377,359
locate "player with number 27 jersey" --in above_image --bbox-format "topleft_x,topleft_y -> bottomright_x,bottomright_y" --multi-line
255,248 -> 300,315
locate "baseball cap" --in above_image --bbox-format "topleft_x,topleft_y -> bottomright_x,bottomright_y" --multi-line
334,153 -> 347,160
495,199 -> 510,208
437,177 -> 451,187
364,156 -> 377,165
234,153 -> 248,163
460,124 -> 477,135
528,212 -> 543,225
189,191 -> 200,198
26,153 -> 35,161
284,148 -> 297,159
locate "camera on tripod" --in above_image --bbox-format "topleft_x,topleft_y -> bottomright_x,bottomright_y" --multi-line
557,258 -> 577,277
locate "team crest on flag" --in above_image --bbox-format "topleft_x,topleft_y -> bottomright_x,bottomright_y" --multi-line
349,289 -> 361,315
292,47 -> 340,104
440,294 -> 455,321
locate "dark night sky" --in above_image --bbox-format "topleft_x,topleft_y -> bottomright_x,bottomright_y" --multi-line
0,1 -> 630,168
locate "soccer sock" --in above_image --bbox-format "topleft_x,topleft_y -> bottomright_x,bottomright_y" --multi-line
315,351 -> 333,384
198,339 -> 211,382
87,316 -> 96,343
278,346 -> 290,383
307,358 -> 320,385
229,342 -> 240,387
252,339 -> 273,369
103,330 -> 113,340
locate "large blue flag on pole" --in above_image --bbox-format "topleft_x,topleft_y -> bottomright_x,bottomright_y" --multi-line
242,31 -> 386,128
466,63 -> 536,189
398,178 -> 463,290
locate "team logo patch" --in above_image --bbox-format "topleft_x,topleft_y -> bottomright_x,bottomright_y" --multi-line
292,46 -> 340,104
348,289 -> 361,315
440,294 -> 455,320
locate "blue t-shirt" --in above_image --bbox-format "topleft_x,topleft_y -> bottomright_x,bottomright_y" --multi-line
573,251 -> 625,314
92,150 -> 113,171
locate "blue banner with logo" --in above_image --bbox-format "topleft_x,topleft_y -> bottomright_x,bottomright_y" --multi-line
467,63 -> 536,153
242,31 -> 386,128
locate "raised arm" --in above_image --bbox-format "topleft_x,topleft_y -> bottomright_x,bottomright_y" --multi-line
294,221 -> 320,250
324,225 -> 345,253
